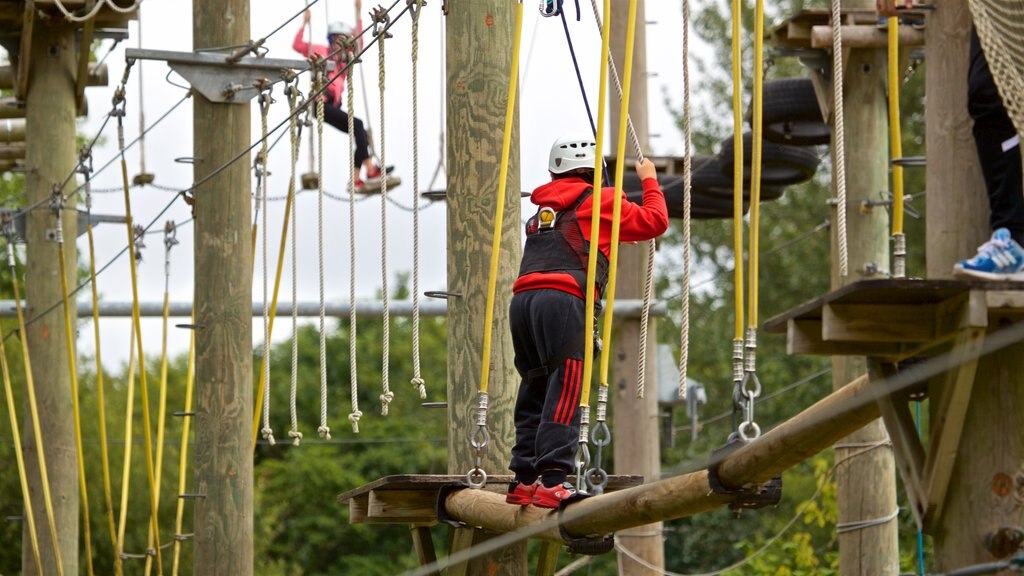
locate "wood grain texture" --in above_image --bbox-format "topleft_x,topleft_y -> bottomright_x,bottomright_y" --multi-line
192,0 -> 253,574
22,20 -> 78,576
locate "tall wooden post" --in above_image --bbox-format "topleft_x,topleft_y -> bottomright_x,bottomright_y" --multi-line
830,2 -> 899,573
925,2 -> 1024,570
192,1 -> 253,574
446,1 -> 526,574
22,18 -> 79,576
608,0 -> 664,573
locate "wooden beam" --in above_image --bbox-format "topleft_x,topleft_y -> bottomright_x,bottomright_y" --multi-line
74,2 -> 97,110
0,64 -> 105,90
787,318 -> 906,358
536,542 -> 560,576
869,360 -> 927,527
922,326 -> 985,530
16,2 -> 34,101
810,24 -> 925,49
822,303 -> 937,343
366,490 -> 437,525
444,374 -> 880,541
410,526 -> 439,575
446,529 -> 474,576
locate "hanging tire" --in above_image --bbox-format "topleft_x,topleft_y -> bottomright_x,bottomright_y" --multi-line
626,173 -> 749,220
690,155 -> 785,201
719,132 -> 820,186
758,77 -> 831,146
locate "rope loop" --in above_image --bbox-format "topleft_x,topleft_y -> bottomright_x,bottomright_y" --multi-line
260,427 -> 276,446
407,0 -> 424,21
379,390 -> 395,415
288,430 -> 303,447
347,411 -> 363,434
317,425 -> 332,440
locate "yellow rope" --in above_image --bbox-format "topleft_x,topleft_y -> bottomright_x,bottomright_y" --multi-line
888,16 -> 904,236
87,220 -> 119,573
748,0 -> 764,329
7,244 -> 65,575
731,0 -> 744,344
581,0 -> 612,397
171,321 -> 196,576
0,303 -> 42,572
478,1 -> 523,395
120,137 -> 164,573
145,224 -> 177,576
596,0 -> 640,388
114,324 -> 136,570
55,203 -> 95,576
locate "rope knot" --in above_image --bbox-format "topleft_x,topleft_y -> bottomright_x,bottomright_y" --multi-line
379,391 -> 394,416
317,425 -> 331,440
261,427 -> 276,446
348,410 -> 363,433
288,430 -> 303,446
411,377 -> 427,400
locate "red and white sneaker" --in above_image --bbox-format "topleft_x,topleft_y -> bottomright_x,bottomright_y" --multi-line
505,481 -> 538,506
532,482 -> 576,508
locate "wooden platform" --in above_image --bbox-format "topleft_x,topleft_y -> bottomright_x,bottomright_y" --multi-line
337,474 -> 643,526
763,279 -> 1024,362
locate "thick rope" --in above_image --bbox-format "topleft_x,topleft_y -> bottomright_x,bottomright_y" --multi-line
170,326 -> 196,576
315,63 -> 332,440
377,14 -> 394,416
678,0 -> 692,401
347,56 -> 363,433
6,242 -> 64,575
0,301 -> 43,572
144,221 -> 178,576
832,0 -> 849,277
410,0 -> 426,400
286,85 -> 304,446
53,0 -> 107,22
258,88 -> 276,446
53,195 -> 96,576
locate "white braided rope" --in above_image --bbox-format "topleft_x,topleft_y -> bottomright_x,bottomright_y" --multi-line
104,0 -> 143,15
378,26 -> 394,416
347,61 -> 363,434
287,85 -> 303,446
259,90 -> 275,446
678,0 -> 691,401
53,0 -> 109,22
410,2 -> 427,400
831,0 -> 849,277
315,66 -> 331,440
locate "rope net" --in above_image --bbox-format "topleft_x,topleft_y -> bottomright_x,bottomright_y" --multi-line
969,0 -> 1024,134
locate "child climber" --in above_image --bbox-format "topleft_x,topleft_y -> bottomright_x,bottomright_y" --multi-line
294,10 -> 390,190
506,134 -> 669,508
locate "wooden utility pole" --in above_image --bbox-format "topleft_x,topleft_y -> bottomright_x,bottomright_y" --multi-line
607,0 -> 664,574
925,2 -> 1024,570
829,2 -> 899,574
22,17 -> 79,576
192,0 -> 253,574
446,1 -> 526,574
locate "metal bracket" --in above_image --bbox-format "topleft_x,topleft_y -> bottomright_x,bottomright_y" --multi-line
125,48 -> 333,104
1,208 -> 126,244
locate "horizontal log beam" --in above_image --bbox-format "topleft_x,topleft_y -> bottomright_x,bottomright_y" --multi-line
810,24 -> 925,49
0,63 -> 107,90
0,143 -> 24,160
445,374 -> 877,541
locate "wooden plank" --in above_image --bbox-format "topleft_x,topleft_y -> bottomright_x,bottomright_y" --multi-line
810,24 -> 925,49
75,3 -> 97,110
446,528 -> 475,576
922,327 -> 985,531
823,303 -> 937,343
347,494 -> 368,524
16,1 -> 34,101
536,541 -> 561,576
985,290 -> 1024,310
410,526 -> 439,575
788,318 -> 906,358
367,489 -> 437,525
869,360 -> 927,528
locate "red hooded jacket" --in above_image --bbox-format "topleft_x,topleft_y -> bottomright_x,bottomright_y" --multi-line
514,176 -> 669,297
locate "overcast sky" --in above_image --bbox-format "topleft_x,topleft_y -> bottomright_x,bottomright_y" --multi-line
67,0 -> 694,369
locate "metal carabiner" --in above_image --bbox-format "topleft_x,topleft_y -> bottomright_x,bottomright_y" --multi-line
539,0 -> 561,17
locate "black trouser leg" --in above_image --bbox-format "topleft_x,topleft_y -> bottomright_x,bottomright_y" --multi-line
968,29 -> 1024,245
323,103 -> 372,171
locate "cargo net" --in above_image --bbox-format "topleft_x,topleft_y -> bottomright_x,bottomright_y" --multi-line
970,0 -> 1024,134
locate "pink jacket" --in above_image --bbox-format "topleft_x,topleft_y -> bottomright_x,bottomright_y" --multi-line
293,26 -> 348,105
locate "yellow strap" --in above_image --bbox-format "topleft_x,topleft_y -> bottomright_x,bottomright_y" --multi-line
731,0 -> 744,342
87,223 -> 119,573
581,0 -> 612,398
0,309 -> 42,572
8,251 -> 65,575
56,218 -> 95,576
888,17 -> 904,235
145,244 -> 174,576
478,1 -> 523,395
120,151 -> 164,573
171,321 -> 196,576
748,0 -> 764,328
114,324 -> 136,571
596,0 -> 641,389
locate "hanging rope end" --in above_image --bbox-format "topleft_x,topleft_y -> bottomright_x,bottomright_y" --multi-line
379,391 -> 394,416
288,430 -> 303,446
411,377 -> 427,400
317,425 -> 331,440
261,427 -> 276,446
348,411 -> 363,434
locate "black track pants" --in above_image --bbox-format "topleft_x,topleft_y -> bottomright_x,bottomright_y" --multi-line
323,102 -> 372,171
508,289 -> 586,480
969,29 -> 1024,245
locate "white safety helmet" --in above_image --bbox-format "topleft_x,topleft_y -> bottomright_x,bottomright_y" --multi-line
548,133 -> 597,174
326,21 -> 354,38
